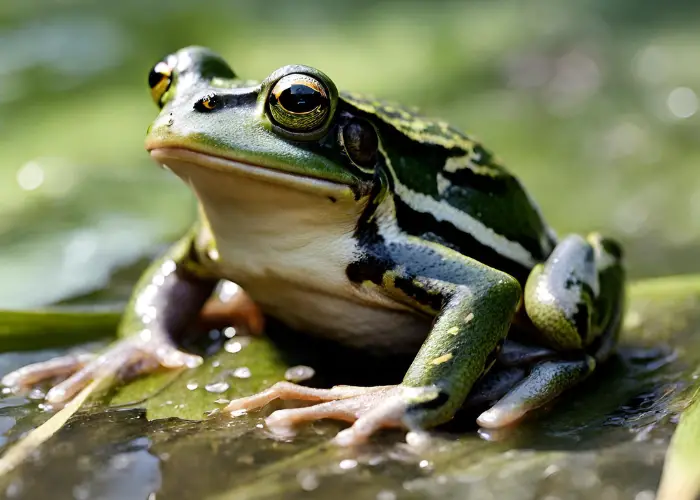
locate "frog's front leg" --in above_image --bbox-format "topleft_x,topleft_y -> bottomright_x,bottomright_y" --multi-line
2,233 -> 261,403
225,244 -> 522,445
477,233 -> 625,428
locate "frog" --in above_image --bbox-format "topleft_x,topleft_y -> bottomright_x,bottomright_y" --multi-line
2,46 -> 625,446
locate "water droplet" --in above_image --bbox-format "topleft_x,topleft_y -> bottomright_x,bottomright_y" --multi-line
405,431 -> 431,449
419,459 -> 431,469
212,360 -> 221,368
224,338 -> 250,354
285,365 -> 315,382
218,281 -> 242,301
186,381 -> 199,391
377,491 -> 396,500
5,479 -> 23,498
224,327 -> 237,338
543,464 -> 560,477
205,382 -> 230,393
28,388 -> 45,400
214,398 -> 230,405
233,367 -> 251,379
339,459 -> 358,470
38,403 -> 54,412
297,469 -> 319,491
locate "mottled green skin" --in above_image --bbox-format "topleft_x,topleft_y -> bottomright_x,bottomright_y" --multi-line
134,46 -> 625,431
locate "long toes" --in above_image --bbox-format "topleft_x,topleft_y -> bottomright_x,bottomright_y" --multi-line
44,351 -> 128,404
334,393 -> 406,446
265,399 -> 360,431
43,340 -> 202,404
1,354 -> 95,388
224,382 -> 389,414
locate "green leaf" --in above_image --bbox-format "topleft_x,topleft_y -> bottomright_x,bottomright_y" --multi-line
657,393 -> 700,500
109,336 -> 288,421
0,309 -> 119,351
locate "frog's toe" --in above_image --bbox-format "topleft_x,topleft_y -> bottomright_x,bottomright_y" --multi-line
225,383 -> 409,445
3,337 -> 203,405
265,386 -> 406,446
1,353 -> 95,389
224,381 -> 389,413
476,358 -> 594,428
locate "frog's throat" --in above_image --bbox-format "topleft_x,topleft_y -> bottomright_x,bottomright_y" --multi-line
149,148 -> 352,198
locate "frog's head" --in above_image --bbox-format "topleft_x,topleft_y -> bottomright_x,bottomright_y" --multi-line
145,47 -> 379,205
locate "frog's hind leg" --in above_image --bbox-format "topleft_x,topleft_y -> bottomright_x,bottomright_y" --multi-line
476,233 -> 625,428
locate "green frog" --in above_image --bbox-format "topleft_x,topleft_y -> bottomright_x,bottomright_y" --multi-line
3,47 -> 625,446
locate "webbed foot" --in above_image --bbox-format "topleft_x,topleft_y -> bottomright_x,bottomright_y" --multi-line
224,382 -> 440,446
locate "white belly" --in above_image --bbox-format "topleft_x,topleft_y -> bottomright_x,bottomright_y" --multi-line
171,162 -> 431,351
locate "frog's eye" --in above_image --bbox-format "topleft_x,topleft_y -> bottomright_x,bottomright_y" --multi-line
148,60 -> 174,107
268,74 -> 330,132
340,118 -> 379,171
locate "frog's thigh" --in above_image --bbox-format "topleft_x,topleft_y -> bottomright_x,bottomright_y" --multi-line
477,357 -> 594,428
524,234 -> 598,351
478,233 -> 623,428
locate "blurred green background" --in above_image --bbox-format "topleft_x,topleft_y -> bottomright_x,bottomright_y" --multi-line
1,0 -> 699,308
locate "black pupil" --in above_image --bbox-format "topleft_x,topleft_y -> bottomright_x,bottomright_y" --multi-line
148,68 -> 165,88
279,84 -> 323,113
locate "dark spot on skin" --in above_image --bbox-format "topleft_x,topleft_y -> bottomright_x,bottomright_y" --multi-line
328,196 -> 337,203
572,302 -> 591,343
394,275 -> 443,311
601,238 -> 623,260
564,276 -> 582,290
407,390 -> 450,411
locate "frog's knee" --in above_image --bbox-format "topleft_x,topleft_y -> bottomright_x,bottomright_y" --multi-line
524,235 -> 600,351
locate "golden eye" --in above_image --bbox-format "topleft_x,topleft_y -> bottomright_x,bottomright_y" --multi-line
268,74 -> 329,132
148,60 -> 173,107
194,94 -> 222,112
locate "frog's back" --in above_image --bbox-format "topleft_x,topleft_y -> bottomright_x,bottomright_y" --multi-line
341,92 -> 557,283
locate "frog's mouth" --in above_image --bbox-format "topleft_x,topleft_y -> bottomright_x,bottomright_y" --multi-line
148,147 -> 354,198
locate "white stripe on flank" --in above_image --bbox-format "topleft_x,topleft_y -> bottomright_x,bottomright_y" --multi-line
379,146 -> 538,268
394,182 -> 537,268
